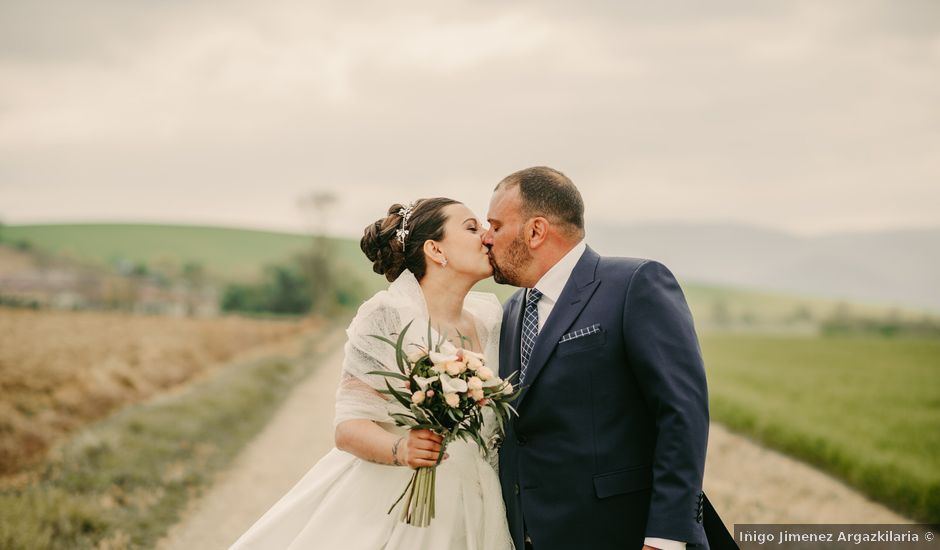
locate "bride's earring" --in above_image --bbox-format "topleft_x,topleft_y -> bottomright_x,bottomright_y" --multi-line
441,257 -> 448,268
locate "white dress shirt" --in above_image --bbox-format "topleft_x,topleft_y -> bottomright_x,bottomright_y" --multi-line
528,240 -> 586,331
524,240 -> 686,550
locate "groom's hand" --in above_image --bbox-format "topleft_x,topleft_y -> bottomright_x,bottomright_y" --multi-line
643,545 -> 662,550
403,429 -> 448,468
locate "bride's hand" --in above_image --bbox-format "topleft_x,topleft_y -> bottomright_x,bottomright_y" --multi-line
400,429 -> 448,468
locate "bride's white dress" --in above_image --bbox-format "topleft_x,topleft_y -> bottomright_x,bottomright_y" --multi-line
229,270 -> 514,550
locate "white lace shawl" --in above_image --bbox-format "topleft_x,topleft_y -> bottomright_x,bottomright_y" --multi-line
333,269 -> 503,430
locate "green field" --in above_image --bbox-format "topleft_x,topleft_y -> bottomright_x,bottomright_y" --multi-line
2,224 -> 347,283
702,333 -> 940,522
5,223 -> 907,324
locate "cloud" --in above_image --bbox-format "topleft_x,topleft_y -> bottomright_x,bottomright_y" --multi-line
0,0 -> 937,236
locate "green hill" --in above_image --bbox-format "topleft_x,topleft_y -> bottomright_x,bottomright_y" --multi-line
3,224 -> 331,283
2,223 -> 917,326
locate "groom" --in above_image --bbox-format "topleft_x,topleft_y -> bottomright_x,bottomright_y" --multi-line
484,167 -> 731,550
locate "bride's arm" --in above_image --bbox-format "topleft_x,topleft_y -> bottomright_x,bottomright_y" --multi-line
335,420 -> 446,468
333,373 -> 445,467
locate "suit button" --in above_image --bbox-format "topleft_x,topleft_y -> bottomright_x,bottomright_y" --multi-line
514,483 -> 520,495
517,436 -> 527,446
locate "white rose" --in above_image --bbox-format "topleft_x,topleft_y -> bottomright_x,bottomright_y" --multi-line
466,356 -> 483,371
411,390 -> 426,404
469,388 -> 485,401
464,349 -> 486,362
444,392 -> 460,408
467,376 -> 483,391
482,375 -> 503,388
426,389 -> 435,398
500,381 -> 514,395
477,366 -> 494,381
429,351 -> 459,365
445,361 -> 465,376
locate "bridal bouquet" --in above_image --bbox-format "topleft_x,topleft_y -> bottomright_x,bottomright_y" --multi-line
369,320 -> 520,527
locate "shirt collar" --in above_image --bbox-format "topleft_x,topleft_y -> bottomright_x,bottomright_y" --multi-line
531,240 -> 587,304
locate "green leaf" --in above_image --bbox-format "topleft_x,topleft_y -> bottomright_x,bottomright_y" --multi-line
469,430 -> 487,451
411,423 -> 439,430
410,405 -> 432,425
395,320 -> 415,373
390,413 -> 419,427
385,379 -> 414,410
367,370 -> 411,382
368,334 -> 399,348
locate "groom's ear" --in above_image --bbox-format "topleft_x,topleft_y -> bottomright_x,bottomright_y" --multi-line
525,217 -> 549,249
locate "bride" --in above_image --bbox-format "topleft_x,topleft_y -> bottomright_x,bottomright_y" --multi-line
229,197 -> 514,549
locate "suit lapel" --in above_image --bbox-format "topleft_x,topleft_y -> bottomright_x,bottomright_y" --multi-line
516,246 -> 601,409
500,291 -> 524,380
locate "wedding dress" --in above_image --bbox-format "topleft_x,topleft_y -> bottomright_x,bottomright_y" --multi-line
229,269 -> 514,550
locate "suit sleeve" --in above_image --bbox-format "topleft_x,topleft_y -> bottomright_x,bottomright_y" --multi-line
622,260 -> 709,545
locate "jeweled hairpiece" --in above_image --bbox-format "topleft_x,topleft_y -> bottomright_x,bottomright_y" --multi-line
395,200 -> 418,246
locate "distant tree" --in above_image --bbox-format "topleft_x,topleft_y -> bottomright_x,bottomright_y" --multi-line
221,264 -> 313,315
220,191 -> 367,316
221,284 -> 267,313
296,190 -> 339,313
263,264 -> 313,314
130,261 -> 149,277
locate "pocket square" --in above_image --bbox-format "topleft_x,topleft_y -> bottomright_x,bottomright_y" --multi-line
559,323 -> 602,343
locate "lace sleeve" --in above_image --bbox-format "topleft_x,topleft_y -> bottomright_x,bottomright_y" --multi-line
333,369 -> 393,427
332,292 -> 409,427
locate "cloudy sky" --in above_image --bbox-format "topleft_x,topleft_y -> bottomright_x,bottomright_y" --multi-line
1,0 -> 938,237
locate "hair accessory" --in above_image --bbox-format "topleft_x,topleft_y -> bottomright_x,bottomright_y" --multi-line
395,200 -> 418,246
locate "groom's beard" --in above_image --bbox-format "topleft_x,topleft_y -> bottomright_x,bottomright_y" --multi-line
488,235 -> 531,287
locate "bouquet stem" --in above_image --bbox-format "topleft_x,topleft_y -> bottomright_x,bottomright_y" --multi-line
390,466 -> 438,527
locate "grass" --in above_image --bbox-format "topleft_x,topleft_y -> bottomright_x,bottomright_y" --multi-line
702,333 -> 940,522
0,308 -> 315,477
0,322 -> 345,550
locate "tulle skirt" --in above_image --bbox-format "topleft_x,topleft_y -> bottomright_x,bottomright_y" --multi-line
228,426 -> 514,550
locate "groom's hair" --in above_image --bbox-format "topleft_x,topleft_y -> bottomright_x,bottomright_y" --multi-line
496,166 -> 585,239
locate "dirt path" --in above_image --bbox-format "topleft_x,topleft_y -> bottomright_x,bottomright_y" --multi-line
155,337 -> 347,550
704,423 -> 909,524
157,343 -> 909,550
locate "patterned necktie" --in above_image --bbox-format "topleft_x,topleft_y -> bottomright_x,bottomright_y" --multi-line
520,288 -> 543,384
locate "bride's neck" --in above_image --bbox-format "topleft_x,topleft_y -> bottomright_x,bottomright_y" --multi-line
418,269 -> 474,325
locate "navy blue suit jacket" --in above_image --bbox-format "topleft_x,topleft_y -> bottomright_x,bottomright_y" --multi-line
498,245 -> 710,550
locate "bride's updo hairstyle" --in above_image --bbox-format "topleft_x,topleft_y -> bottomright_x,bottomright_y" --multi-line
361,197 -> 460,282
